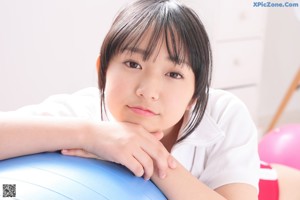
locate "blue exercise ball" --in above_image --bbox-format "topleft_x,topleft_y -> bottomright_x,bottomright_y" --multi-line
0,152 -> 166,200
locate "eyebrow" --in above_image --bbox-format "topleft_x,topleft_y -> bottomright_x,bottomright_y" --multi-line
123,47 -> 189,66
122,47 -> 147,59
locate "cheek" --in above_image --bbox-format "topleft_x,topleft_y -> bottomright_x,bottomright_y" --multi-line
104,73 -> 126,115
162,92 -> 193,125
105,67 -> 131,97
166,82 -> 194,110
168,98 -> 190,114
163,76 -> 194,108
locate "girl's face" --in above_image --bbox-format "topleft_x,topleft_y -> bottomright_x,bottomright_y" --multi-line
104,35 -> 195,136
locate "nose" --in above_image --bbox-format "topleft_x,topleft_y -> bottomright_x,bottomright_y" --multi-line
136,77 -> 160,101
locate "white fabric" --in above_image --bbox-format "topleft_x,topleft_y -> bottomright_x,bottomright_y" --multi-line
259,161 -> 278,181
2,87 -> 260,190
172,89 -> 260,190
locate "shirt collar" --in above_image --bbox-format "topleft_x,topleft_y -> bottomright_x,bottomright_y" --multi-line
175,111 -> 225,147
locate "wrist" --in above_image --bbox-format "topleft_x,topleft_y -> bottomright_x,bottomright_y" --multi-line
77,119 -> 94,149
78,119 -> 105,154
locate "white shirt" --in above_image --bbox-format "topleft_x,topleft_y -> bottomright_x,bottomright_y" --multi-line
3,87 -> 260,190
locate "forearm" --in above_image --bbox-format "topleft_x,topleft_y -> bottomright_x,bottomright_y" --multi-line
151,160 -> 258,200
0,116 -> 88,160
151,161 -> 226,200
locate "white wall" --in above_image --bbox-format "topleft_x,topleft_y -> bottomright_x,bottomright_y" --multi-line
0,0 -> 131,111
1,0 -> 300,124
181,1 -> 300,128
258,6 -> 300,125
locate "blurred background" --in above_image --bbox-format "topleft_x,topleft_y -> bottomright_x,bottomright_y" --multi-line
0,0 -> 299,136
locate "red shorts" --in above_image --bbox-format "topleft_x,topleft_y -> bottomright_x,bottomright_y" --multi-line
258,161 -> 279,200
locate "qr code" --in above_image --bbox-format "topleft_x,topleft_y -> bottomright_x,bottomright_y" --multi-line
2,184 -> 16,198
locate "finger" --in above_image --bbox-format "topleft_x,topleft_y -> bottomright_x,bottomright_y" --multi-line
61,149 -> 98,159
168,155 -> 177,169
151,131 -> 164,140
132,150 -> 154,180
118,154 -> 144,178
140,140 -> 169,179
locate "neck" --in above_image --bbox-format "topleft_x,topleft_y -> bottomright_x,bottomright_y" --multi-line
161,118 -> 183,152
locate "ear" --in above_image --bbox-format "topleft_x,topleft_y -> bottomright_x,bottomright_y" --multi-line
96,56 -> 100,73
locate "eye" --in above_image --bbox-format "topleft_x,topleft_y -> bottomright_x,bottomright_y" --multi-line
124,61 -> 142,69
166,72 -> 184,79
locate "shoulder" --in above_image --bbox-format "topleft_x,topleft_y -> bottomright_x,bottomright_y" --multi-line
172,88 -> 260,190
179,88 -> 260,190
206,88 -> 250,120
203,88 -> 255,135
182,88 -> 255,145
7,87 -> 101,119
203,88 -> 257,144
202,88 -> 258,145
201,89 -> 260,189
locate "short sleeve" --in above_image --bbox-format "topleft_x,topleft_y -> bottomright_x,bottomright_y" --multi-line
1,87 -> 101,120
199,90 -> 260,190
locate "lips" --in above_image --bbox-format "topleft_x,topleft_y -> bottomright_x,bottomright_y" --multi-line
127,105 -> 158,117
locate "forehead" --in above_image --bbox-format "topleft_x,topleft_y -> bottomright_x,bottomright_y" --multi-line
120,26 -> 190,66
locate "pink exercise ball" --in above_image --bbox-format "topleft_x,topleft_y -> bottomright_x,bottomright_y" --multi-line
259,124 -> 300,170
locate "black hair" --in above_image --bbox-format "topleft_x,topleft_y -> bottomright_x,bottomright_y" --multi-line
98,0 -> 212,142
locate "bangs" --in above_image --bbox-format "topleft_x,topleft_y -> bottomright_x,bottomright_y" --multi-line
110,1 -> 191,66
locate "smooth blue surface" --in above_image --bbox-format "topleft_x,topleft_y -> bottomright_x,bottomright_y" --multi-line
0,152 -> 166,200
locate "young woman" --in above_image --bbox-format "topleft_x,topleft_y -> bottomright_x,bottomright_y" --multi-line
1,0 -> 299,200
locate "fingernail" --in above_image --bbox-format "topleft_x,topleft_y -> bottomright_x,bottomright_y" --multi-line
168,157 -> 177,169
138,170 -> 144,177
61,149 -> 67,153
160,172 -> 166,179
171,159 -> 177,168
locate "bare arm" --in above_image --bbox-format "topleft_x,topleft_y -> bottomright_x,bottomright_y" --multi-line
151,160 -> 258,200
0,116 -> 174,180
0,116 -> 87,160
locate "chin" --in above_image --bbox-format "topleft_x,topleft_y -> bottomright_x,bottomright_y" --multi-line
123,119 -> 160,133
137,123 -> 159,133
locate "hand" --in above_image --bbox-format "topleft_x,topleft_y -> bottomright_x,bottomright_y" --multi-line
62,121 -> 177,180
